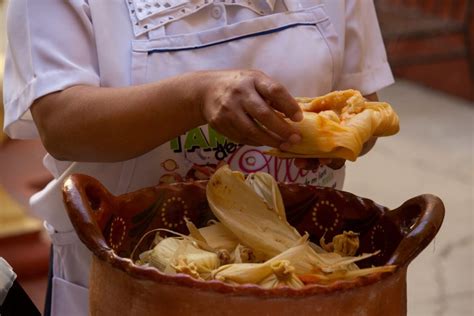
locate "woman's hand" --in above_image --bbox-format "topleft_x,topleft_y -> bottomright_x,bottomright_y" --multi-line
199,70 -> 303,150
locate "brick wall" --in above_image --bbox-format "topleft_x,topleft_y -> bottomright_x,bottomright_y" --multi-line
377,0 -> 474,100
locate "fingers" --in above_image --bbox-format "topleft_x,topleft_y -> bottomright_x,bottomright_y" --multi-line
360,137 -> 377,156
294,158 -> 346,170
253,73 -> 303,122
294,158 -> 320,170
202,69 -> 304,149
208,112 -> 283,148
323,158 -> 346,170
229,110 -> 285,148
242,94 -> 301,147
208,121 -> 261,147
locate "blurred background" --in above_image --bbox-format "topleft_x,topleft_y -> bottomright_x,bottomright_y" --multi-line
0,0 -> 472,315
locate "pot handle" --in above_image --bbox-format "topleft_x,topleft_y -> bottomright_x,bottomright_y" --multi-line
62,174 -> 116,257
386,194 -> 445,266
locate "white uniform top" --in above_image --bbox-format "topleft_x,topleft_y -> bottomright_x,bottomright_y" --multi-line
3,0 -> 393,314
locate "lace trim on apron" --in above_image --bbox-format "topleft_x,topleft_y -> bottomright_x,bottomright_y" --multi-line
126,0 -> 277,36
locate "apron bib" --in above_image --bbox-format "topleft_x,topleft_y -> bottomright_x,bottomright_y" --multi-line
41,1 -> 344,314
126,1 -> 344,192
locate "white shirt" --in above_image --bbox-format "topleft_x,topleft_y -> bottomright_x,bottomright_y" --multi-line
4,0 -> 393,139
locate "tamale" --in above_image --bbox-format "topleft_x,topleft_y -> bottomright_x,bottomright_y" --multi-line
266,89 -> 399,161
145,237 -> 220,279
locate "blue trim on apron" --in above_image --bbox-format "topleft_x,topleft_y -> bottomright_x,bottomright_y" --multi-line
147,22 -> 319,54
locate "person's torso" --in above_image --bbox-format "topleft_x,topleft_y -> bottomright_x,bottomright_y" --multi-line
36,0 -> 349,232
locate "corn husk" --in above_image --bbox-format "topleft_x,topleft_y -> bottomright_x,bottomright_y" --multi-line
259,260 -> 305,289
146,237 -> 182,271
216,249 -> 232,265
245,172 -> 286,221
268,237 -> 375,274
213,238 -> 392,287
212,242 -> 309,287
172,258 -> 202,279
137,249 -> 153,266
321,231 -> 360,256
186,218 -> 240,252
207,165 -> 302,260
309,241 -> 326,254
308,251 -> 377,273
213,262 -> 269,285
298,264 -> 397,285
233,244 -> 255,263
146,237 -> 219,279
265,89 -> 400,161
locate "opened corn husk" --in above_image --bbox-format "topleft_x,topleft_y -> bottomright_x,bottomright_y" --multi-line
245,172 -> 286,221
265,89 -> 400,161
298,264 -> 397,285
206,165 -> 302,260
136,165 -> 396,288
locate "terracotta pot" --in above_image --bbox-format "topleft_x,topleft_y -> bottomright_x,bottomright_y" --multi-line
62,174 -> 444,316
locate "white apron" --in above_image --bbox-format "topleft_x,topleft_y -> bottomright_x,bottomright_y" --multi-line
34,1 -> 345,314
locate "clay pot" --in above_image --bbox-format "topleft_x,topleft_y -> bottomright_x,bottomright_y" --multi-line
62,174 -> 444,316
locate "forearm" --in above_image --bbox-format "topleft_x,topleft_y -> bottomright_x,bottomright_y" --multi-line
32,73 -> 206,162
32,69 -> 304,163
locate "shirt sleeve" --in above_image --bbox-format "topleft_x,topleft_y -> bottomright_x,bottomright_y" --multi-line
3,0 -> 100,139
334,0 -> 394,95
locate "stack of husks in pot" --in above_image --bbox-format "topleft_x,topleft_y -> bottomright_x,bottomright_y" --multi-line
135,166 -> 396,288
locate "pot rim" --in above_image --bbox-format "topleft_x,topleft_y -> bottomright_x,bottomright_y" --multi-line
63,174 -> 444,297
